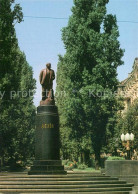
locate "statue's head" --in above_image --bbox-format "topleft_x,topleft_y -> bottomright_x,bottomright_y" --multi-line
46,63 -> 51,69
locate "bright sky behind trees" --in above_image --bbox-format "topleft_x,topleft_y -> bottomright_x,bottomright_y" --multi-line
15,0 -> 138,106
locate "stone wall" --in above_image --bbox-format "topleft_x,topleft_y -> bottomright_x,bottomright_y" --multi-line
105,160 -> 138,186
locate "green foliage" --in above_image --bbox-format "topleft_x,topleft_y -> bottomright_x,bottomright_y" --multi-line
77,163 -> 88,170
123,99 -> 138,134
56,0 -> 123,169
107,156 -> 125,160
0,0 -> 36,168
63,160 -> 77,170
62,160 -> 69,166
73,168 -> 99,172
115,99 -> 138,149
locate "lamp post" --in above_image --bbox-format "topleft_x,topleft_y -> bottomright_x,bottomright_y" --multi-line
121,133 -> 134,160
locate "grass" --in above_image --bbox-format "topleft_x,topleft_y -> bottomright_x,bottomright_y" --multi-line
72,168 -> 100,172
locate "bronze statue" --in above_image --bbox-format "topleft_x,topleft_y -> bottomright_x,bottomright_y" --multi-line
39,63 -> 55,104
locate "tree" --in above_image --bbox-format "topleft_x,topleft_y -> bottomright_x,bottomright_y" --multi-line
56,0 -> 124,168
0,0 -> 36,168
115,99 -> 138,149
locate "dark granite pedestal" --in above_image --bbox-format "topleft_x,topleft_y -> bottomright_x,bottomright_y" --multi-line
28,105 -> 66,175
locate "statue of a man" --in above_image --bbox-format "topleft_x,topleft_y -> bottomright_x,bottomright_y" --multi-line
39,63 -> 55,101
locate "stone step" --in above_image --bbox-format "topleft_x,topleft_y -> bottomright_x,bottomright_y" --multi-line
0,187 -> 132,192
0,174 -> 104,178
28,170 -> 67,175
0,183 -> 133,189
18,192 -> 131,194
0,191 -> 131,194
0,180 -> 128,185
0,173 -> 133,193
68,171 -> 101,173
0,177 -> 119,181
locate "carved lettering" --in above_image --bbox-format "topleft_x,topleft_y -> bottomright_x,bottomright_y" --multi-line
41,123 -> 54,129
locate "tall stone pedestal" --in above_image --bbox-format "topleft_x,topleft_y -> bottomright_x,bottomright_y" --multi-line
28,105 -> 66,175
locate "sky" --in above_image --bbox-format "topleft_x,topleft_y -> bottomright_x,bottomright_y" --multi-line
15,0 -> 138,106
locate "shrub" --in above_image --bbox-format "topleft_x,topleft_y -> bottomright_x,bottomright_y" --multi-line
107,156 -> 125,160
77,163 -> 88,170
62,160 -> 69,165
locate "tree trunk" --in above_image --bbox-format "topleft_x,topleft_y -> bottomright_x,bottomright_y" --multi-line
95,150 -> 101,170
84,150 -> 90,166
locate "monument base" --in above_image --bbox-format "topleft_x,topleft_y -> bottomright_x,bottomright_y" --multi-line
28,160 -> 66,175
28,105 -> 66,175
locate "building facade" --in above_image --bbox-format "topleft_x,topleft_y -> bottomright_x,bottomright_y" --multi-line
118,58 -> 138,111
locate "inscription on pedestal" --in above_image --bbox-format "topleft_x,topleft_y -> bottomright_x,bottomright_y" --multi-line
41,123 -> 54,129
